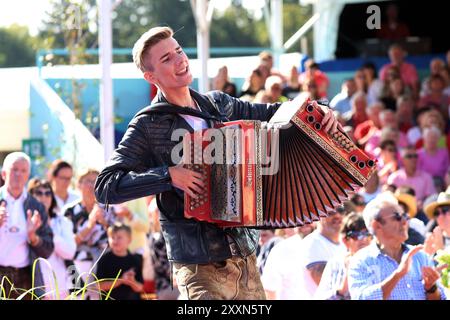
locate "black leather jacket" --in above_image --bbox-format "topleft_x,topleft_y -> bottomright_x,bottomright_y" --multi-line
95,89 -> 280,264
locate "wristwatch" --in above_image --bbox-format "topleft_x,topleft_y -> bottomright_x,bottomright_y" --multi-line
425,283 -> 438,294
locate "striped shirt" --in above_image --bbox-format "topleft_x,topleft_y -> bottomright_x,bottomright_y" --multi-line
348,242 -> 447,300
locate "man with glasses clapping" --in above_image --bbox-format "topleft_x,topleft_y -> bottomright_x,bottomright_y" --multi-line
347,192 -> 447,300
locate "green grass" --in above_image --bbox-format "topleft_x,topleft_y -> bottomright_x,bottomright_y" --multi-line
0,257 -> 123,300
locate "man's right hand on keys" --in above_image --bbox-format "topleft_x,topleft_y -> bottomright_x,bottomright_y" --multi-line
169,165 -> 205,198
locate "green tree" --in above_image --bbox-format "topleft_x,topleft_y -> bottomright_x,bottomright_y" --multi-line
283,3 -> 313,54
38,0 -> 98,65
211,4 -> 268,49
112,0 -> 196,49
0,25 -> 37,67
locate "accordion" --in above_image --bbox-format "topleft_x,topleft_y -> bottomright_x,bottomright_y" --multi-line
183,97 -> 376,228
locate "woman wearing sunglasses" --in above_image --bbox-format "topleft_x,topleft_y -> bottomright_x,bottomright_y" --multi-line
424,191 -> 450,255
315,212 -> 372,300
28,178 -> 76,299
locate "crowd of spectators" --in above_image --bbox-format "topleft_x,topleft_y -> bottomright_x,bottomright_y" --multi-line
246,43 -> 450,300
1,38 -> 450,300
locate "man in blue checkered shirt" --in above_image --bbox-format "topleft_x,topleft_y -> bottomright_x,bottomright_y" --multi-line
348,192 -> 447,300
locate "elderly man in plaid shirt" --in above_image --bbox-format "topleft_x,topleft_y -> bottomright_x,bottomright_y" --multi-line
348,192 -> 447,300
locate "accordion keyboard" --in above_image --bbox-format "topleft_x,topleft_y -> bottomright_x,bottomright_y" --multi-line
184,138 -> 212,220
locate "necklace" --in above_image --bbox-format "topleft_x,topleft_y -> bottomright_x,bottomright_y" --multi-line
192,98 -> 202,112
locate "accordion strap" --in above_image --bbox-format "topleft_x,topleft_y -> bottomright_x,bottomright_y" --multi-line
135,102 -> 221,122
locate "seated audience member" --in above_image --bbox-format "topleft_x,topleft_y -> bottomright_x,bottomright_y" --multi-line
299,59 -> 329,98
420,58 -> 446,97
395,185 -> 429,225
380,76 -> 411,111
423,191 -> 450,255
348,192 -> 446,300
407,108 -> 448,150
302,79 -> 321,101
379,43 -> 419,94
396,95 -> 415,133
350,194 -> 366,213
419,75 -> 450,120
330,78 -> 357,115
418,126 -> 450,180
254,75 -> 288,103
96,223 -> 144,300
343,91 -> 369,128
354,68 -> 367,94
282,66 -> 301,100
377,140 -> 399,186
47,159 -> 80,214
28,178 -> 76,300
387,146 -> 436,204
315,213 -> 372,300
365,108 -> 408,158
239,68 -> 265,102
394,189 -> 426,245
212,66 -> 237,97
258,50 -> 285,81
362,62 -> 383,106
354,102 -> 385,147
371,126 -> 408,159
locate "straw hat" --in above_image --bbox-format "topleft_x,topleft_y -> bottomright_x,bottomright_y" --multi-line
424,191 -> 450,220
394,192 -> 417,218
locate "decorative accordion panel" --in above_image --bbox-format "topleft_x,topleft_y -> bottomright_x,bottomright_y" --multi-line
183,98 -> 376,229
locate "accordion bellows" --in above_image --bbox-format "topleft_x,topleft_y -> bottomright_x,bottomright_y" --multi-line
184,97 -> 376,228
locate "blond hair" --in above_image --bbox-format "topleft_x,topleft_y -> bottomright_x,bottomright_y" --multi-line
132,26 -> 174,72
77,168 -> 100,184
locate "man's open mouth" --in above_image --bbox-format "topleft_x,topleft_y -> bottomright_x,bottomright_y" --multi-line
176,66 -> 189,76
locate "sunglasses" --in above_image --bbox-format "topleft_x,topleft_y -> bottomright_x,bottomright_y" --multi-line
381,211 -> 409,222
346,230 -> 372,241
33,190 -> 52,197
404,154 -> 418,159
434,206 -> 450,217
56,176 -> 72,181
